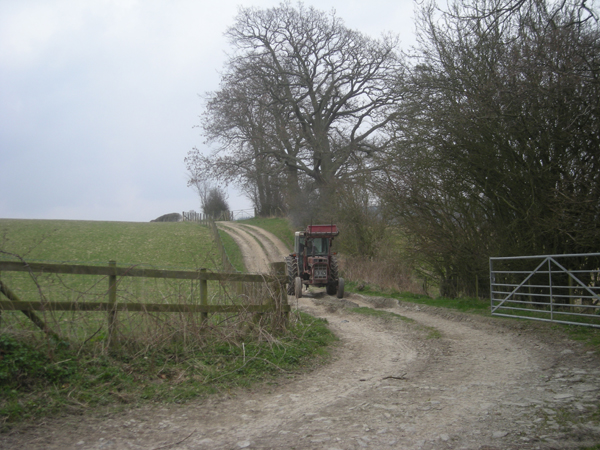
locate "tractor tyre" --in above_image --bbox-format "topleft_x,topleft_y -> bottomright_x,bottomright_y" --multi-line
328,256 -> 339,296
330,255 -> 339,280
336,277 -> 345,299
285,256 -> 299,296
294,277 -> 303,299
326,281 -> 337,296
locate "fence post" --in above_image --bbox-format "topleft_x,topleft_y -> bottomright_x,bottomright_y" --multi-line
200,268 -> 208,324
107,260 -> 118,348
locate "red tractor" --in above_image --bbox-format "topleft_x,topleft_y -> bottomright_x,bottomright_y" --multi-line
285,224 -> 344,298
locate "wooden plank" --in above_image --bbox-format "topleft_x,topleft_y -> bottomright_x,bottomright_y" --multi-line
0,280 -> 61,339
0,261 -> 286,283
0,300 -> 291,313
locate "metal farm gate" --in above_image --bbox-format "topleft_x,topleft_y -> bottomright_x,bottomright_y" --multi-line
490,253 -> 600,328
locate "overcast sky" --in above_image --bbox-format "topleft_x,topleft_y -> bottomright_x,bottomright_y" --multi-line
0,0 -> 417,223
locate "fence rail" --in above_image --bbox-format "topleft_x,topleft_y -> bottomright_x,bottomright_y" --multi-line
0,261 -> 271,282
490,253 -> 600,328
0,300 -> 282,314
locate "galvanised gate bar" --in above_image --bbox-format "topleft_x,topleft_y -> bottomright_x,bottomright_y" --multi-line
490,253 -> 600,328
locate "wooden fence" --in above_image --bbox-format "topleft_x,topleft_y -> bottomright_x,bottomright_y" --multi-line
182,209 -> 256,224
0,260 -> 289,346
182,211 -> 235,223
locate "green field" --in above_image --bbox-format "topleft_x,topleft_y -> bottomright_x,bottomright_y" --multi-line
0,219 -> 219,269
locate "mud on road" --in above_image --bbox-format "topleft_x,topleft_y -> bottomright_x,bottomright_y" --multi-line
2,225 -> 599,450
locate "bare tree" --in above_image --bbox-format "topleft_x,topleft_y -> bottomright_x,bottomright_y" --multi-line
186,1 -> 404,215
187,175 -> 230,219
186,70 -> 291,216
203,187 -> 230,219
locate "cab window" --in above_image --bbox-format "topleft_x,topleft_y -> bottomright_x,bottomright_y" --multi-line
306,238 -> 329,255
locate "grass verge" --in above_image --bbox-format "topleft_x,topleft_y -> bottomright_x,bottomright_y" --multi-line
346,281 -> 490,314
217,229 -> 246,272
345,281 -> 600,350
0,312 -> 335,431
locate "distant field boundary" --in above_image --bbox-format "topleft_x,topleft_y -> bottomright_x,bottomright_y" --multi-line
181,209 -> 256,223
0,260 -> 289,345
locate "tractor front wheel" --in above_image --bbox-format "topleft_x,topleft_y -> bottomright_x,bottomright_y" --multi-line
294,277 -> 303,299
336,278 -> 345,299
326,281 -> 337,296
285,256 -> 299,295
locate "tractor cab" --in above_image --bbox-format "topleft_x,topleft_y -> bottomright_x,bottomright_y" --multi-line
295,233 -> 330,269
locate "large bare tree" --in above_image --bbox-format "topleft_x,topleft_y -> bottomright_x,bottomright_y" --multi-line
186,2 -> 404,216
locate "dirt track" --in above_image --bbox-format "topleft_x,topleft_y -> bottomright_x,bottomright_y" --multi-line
216,222 -> 290,272
2,224 -> 599,449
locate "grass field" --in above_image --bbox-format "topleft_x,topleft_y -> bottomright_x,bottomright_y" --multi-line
0,219 -> 335,430
0,219 -> 219,269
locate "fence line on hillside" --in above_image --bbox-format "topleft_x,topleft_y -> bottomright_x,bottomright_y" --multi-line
182,209 -> 256,223
0,260 -> 289,347
181,210 -> 211,224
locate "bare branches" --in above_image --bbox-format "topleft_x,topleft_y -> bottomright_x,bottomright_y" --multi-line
186,2 -> 404,215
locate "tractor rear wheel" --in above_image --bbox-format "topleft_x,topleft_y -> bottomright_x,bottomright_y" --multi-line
294,277 -> 303,298
285,256 -> 298,296
336,277 -> 345,298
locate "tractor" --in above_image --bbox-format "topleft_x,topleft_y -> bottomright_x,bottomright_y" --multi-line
285,224 -> 344,299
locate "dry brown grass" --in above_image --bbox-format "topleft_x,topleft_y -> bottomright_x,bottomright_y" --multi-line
341,254 -> 426,295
